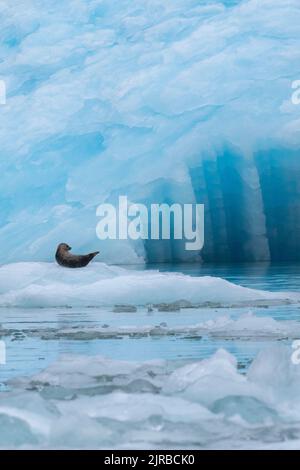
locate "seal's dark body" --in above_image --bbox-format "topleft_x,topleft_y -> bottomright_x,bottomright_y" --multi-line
55,243 -> 99,268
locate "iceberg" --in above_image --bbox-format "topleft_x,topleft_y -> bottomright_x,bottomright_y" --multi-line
0,0 -> 299,263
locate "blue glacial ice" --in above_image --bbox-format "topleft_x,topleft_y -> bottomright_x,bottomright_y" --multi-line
0,0 -> 300,264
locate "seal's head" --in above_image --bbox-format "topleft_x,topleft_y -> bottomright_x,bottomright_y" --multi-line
57,243 -> 72,252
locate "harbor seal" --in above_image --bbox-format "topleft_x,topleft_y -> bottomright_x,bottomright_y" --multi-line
55,243 -> 100,268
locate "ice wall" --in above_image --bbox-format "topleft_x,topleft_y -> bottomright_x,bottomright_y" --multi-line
0,0 -> 300,264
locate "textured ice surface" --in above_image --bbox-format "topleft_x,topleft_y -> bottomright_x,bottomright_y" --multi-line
0,0 -> 300,263
2,346 -> 300,449
0,262 -> 298,308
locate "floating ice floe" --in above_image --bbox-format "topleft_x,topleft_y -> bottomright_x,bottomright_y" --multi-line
0,262 -> 299,308
3,345 -> 300,449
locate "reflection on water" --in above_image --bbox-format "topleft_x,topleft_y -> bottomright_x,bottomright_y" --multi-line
145,263 -> 300,291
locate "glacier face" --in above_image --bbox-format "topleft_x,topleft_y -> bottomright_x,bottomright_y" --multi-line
0,0 -> 300,264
